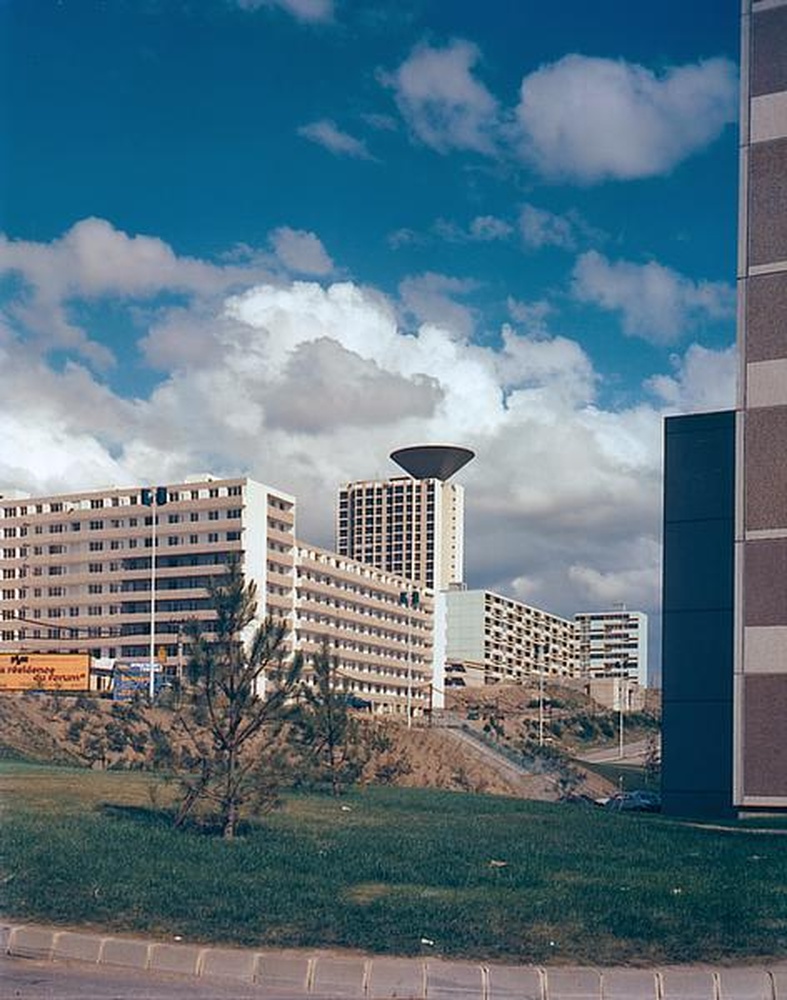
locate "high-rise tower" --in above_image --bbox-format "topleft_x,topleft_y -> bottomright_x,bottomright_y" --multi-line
336,445 -> 474,592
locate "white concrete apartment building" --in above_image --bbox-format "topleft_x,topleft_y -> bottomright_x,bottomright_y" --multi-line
443,588 -> 576,687
574,609 -> 648,686
336,476 -> 465,593
295,543 -> 433,716
0,476 -> 433,716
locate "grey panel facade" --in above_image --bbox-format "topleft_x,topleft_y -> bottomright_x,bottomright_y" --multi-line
661,412 -> 735,818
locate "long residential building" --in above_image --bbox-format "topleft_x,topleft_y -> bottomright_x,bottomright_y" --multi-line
443,588 -> 576,686
0,476 -> 433,717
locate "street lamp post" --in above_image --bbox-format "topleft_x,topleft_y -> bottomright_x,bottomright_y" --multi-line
617,663 -> 626,760
142,486 -> 167,702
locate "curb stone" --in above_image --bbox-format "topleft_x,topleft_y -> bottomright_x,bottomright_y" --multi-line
2,921 -> 786,999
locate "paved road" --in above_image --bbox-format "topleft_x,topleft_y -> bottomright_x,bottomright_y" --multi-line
1,954 -> 274,999
574,737 -> 655,764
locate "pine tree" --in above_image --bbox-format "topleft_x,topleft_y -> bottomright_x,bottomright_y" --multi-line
170,559 -> 302,837
292,644 -> 369,796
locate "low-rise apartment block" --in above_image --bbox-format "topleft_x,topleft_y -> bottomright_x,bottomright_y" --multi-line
574,609 -> 648,686
443,588 -> 576,687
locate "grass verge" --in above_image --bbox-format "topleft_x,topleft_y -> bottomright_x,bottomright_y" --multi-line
1,762 -> 785,965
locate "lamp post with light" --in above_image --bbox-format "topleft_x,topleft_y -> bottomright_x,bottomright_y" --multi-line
141,486 -> 167,702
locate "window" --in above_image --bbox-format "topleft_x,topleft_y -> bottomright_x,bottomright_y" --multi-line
208,510 -> 219,521
88,563 -> 102,573
89,541 -> 103,551
208,532 -> 218,543
89,520 -> 103,530
90,499 -> 103,509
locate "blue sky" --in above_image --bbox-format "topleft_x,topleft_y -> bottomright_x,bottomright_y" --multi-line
0,0 -> 742,674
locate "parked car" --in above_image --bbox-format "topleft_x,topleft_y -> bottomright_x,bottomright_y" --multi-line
605,789 -> 661,813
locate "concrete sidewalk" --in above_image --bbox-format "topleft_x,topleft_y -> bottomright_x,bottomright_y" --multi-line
2,920 -> 786,999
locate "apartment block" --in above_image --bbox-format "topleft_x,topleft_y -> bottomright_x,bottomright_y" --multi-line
336,476 -> 464,592
295,543 -> 433,716
443,589 -> 576,687
0,476 -> 433,716
574,609 -> 648,686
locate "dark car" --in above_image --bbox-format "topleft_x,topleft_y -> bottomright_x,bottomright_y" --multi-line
605,789 -> 661,813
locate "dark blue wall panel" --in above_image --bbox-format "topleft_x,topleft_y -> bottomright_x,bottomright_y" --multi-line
661,412 -> 735,818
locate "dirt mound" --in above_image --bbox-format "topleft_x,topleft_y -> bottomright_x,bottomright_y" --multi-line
0,691 -> 618,802
0,695 -> 83,765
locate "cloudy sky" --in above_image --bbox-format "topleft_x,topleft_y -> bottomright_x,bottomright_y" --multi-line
1,0 -> 741,676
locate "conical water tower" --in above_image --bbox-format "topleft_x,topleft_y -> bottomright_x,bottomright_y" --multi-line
389,444 -> 475,481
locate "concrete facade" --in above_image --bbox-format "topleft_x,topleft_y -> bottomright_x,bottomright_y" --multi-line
0,476 -> 433,717
443,588 -> 576,686
735,0 -> 787,809
336,476 -> 464,592
574,609 -> 648,686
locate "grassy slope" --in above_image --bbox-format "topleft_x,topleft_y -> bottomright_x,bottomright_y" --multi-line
1,763 -> 785,966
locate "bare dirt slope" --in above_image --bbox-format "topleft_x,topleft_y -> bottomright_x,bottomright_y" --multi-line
0,689 -> 620,802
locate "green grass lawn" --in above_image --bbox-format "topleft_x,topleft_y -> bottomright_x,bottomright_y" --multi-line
1,762 -> 785,966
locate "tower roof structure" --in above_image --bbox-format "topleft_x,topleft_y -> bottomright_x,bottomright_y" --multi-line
390,444 -> 474,481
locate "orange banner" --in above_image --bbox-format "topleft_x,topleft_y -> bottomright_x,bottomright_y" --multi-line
0,652 -> 90,691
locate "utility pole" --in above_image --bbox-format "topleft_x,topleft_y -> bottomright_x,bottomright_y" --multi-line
142,486 -> 167,702
617,662 -> 626,760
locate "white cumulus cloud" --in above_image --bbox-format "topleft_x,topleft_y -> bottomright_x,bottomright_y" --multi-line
515,54 -> 737,183
519,204 -> 577,250
235,0 -> 333,23
298,119 -> 375,159
270,227 -> 334,276
647,342 -> 737,413
571,250 -> 735,344
384,40 -> 499,154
